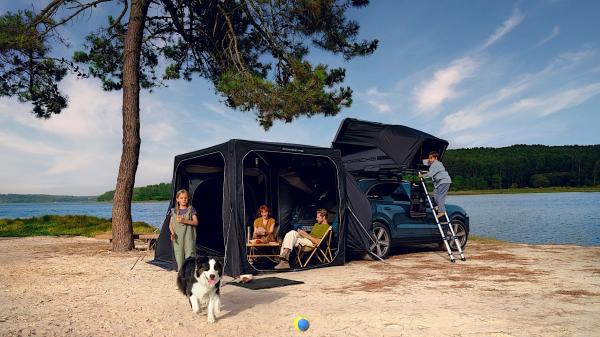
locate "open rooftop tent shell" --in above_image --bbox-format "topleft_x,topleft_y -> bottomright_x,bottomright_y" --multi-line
332,118 -> 449,176
150,139 -> 373,277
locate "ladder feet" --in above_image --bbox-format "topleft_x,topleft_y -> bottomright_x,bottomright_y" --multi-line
461,257 -> 466,261
450,258 -> 456,263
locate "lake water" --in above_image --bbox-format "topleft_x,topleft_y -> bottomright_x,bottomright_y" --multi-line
448,192 -> 600,246
0,193 -> 598,246
0,201 -> 170,228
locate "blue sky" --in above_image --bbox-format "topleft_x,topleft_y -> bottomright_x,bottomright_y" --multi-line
1,0 -> 599,195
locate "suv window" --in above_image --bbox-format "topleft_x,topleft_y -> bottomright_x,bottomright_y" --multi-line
367,183 -> 410,202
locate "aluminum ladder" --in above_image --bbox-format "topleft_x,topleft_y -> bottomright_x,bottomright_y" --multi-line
418,173 -> 466,262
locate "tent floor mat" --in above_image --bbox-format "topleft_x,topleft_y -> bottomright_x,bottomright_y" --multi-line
229,277 -> 304,290
146,259 -> 176,271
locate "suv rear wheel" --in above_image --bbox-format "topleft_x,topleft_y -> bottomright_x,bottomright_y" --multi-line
439,219 -> 468,251
369,222 -> 391,259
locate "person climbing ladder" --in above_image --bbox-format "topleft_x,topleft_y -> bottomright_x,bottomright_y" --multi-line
419,151 -> 452,219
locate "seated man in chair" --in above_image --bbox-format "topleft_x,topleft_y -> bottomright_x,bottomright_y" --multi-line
274,208 -> 330,270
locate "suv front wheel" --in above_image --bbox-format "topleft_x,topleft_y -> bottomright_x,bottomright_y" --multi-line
369,221 -> 391,259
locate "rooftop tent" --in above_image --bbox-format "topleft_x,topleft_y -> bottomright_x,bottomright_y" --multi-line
332,118 -> 449,175
150,139 -> 373,277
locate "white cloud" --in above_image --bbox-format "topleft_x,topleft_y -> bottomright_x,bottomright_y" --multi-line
363,87 -> 392,113
481,8 -> 524,49
0,75 -> 133,194
200,101 -> 253,125
514,83 -> 600,116
442,82 -> 600,136
555,48 -> 595,64
449,131 -> 496,148
136,157 -> 173,186
440,109 -> 486,134
440,48 -> 596,134
0,131 -> 61,155
203,102 -> 227,116
413,57 -> 479,112
439,74 -> 542,133
45,152 -> 113,176
143,121 -> 176,143
412,9 -> 526,113
534,26 -> 560,48
9,76 -> 122,139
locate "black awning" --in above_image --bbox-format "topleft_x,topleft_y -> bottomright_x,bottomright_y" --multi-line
332,118 -> 449,173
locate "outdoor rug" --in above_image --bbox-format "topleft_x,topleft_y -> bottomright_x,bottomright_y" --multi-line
229,277 -> 304,290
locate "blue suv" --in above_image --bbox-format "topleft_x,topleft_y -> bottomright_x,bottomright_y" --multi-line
358,178 -> 469,259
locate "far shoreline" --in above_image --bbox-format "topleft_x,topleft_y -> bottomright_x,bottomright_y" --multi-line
449,186 -> 600,196
3,186 -> 600,204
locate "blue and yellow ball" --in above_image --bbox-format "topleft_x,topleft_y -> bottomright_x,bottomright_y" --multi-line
294,316 -> 310,332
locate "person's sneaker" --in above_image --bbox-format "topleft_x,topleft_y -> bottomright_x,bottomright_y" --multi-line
274,260 -> 290,269
436,212 -> 446,219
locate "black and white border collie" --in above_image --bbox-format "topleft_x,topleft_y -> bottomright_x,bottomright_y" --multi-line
176,256 -> 223,323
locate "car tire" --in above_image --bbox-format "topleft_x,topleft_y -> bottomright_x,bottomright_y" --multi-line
369,221 -> 391,259
438,218 -> 468,251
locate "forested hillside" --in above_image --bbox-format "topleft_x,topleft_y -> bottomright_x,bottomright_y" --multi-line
92,145 -> 600,198
444,145 -> 600,190
97,183 -> 171,202
0,194 -> 96,203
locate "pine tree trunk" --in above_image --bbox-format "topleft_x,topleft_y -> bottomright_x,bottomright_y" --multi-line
111,0 -> 150,252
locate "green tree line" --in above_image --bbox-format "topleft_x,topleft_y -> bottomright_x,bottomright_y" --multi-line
0,194 -> 96,203
97,183 -> 171,202
95,144 -> 600,200
444,144 -> 600,190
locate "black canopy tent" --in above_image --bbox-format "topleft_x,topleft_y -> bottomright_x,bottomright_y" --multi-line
332,118 -> 449,174
150,139 -> 373,277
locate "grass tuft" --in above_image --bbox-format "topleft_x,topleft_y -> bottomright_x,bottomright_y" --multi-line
0,215 -> 155,237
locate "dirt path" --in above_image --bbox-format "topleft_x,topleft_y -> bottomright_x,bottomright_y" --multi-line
0,237 -> 598,336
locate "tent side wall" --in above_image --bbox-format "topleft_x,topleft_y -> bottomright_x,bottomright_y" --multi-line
223,140 -> 249,276
150,142 -> 229,270
148,212 -> 176,270
343,172 -> 373,254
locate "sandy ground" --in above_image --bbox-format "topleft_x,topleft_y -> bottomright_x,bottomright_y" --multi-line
0,237 -> 599,337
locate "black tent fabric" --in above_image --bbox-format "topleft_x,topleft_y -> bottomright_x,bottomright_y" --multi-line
343,172 -> 373,253
150,139 -> 372,277
332,118 -> 449,174
148,212 -> 176,270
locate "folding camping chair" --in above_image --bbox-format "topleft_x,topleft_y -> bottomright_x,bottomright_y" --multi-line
295,227 -> 333,267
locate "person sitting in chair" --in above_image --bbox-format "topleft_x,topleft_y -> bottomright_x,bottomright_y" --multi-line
274,208 -> 330,270
252,204 -> 277,242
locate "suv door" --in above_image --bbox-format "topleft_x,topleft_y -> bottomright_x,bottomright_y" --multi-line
367,182 -> 416,239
